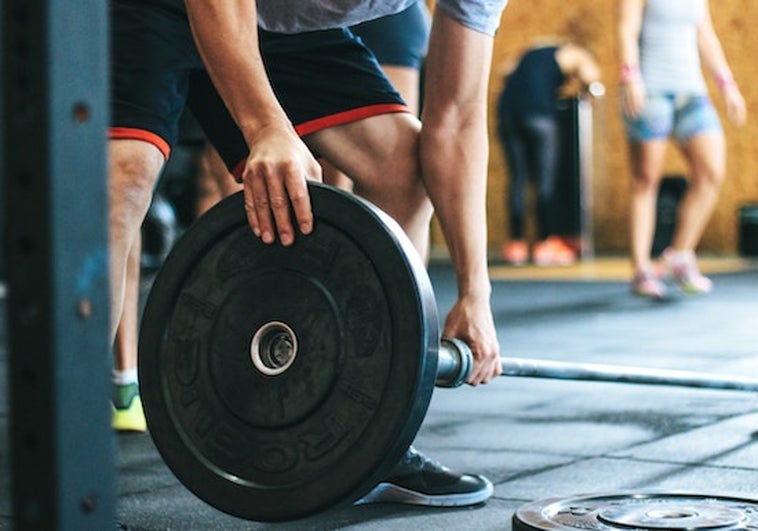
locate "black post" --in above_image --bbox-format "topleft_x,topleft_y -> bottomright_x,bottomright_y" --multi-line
555,96 -> 595,259
3,0 -> 115,529
0,0 -> 4,283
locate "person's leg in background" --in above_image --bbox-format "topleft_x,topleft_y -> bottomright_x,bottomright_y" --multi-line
627,137 -> 668,298
623,92 -> 672,299
527,115 -> 576,266
195,142 -> 243,217
499,118 -> 530,265
112,234 -> 146,432
108,0 -> 194,431
661,97 -> 726,293
108,139 -> 166,431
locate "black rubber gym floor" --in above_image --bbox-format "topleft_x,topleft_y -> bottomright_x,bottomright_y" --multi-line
1,260 -> 757,530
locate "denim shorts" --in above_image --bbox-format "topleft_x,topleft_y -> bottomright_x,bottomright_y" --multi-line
623,92 -> 722,143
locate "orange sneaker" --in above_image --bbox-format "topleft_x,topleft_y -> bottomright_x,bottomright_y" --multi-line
532,236 -> 576,266
501,240 -> 529,266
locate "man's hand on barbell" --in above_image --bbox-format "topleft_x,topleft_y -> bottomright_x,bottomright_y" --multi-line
442,294 -> 502,385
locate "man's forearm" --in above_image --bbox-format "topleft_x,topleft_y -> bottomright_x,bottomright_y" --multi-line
421,125 -> 491,297
183,0 -> 319,247
184,0 -> 291,145
420,10 -> 493,298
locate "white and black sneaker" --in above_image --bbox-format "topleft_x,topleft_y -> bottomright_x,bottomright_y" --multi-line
357,446 -> 493,507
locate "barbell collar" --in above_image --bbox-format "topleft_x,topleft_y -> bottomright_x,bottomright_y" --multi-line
436,337 -> 473,388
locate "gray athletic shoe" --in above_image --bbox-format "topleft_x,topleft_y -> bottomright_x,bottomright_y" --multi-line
357,446 -> 493,507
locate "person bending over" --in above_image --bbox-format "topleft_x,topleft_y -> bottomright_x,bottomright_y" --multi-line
109,0 -> 506,507
497,39 -> 601,266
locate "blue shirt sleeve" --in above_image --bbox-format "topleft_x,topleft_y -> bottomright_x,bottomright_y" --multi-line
436,0 -> 508,36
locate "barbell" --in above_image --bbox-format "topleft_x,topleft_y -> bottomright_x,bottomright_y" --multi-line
138,182 -> 758,523
437,337 -> 758,392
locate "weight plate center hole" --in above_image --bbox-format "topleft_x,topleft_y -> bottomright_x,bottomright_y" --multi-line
250,321 -> 298,376
647,509 -> 698,520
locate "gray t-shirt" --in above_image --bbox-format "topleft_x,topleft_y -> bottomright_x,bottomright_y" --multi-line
257,0 -> 507,36
639,0 -> 707,94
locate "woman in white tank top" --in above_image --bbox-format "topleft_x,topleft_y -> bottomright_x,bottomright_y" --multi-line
618,0 -> 747,300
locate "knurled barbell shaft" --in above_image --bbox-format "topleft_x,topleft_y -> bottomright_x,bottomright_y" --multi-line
436,338 -> 758,392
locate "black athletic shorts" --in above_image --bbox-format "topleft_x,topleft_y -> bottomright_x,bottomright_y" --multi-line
109,0 -> 407,177
350,1 -> 430,69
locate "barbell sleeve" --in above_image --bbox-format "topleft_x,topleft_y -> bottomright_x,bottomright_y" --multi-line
437,337 -> 758,392
437,337 -> 474,388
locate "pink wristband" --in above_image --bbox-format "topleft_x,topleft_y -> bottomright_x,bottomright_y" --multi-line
619,63 -> 639,83
715,71 -> 736,91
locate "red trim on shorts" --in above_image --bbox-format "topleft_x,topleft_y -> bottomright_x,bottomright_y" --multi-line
230,104 -> 409,181
231,159 -> 246,182
294,103 -> 409,136
109,127 -> 171,160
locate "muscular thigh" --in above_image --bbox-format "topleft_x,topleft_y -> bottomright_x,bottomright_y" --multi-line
304,112 -> 421,191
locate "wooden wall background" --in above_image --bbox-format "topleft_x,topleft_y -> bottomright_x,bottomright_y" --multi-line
434,1 -> 758,256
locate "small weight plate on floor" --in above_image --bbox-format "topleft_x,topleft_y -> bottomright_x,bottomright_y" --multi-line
139,182 -> 439,522
513,492 -> 758,530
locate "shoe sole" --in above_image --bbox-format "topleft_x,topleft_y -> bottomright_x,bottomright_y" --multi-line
677,284 -> 712,295
112,397 -> 148,433
631,287 -> 666,301
356,475 -> 493,507
674,276 -> 712,295
112,412 -> 147,432
534,259 -> 575,267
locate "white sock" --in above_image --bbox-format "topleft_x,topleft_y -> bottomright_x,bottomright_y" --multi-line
667,248 -> 695,266
113,368 -> 138,386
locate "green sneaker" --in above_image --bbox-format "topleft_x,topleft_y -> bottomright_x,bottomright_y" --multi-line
112,383 -> 147,433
